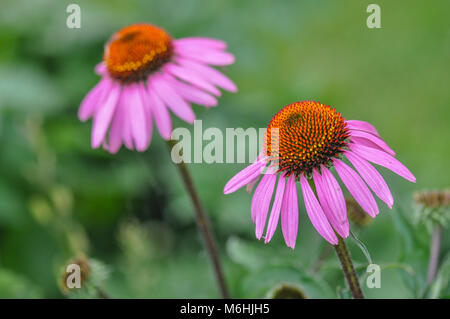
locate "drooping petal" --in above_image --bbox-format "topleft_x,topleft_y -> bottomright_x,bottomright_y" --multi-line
300,175 -> 338,245
350,137 -> 389,155
174,37 -> 227,50
147,83 -> 172,140
174,46 -> 235,66
318,167 -> 347,223
265,177 -> 286,243
223,159 -> 266,194
78,77 -> 112,121
313,169 -> 349,238
121,83 -> 149,151
349,144 -> 416,183
345,151 -> 394,208
333,159 -> 379,217
151,74 -> 196,124
252,173 -> 277,239
91,81 -> 121,148
345,120 -> 380,137
164,63 -> 221,96
106,98 -> 125,154
280,175 -> 299,249
164,74 -> 218,107
120,96 -> 134,150
350,129 -> 395,156
176,58 -> 237,92
138,83 -> 153,147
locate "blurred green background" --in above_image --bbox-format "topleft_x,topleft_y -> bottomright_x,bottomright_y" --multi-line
0,0 -> 448,298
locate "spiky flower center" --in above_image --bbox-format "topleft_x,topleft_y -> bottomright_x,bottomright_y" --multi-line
414,190 -> 450,208
104,24 -> 173,82
264,101 -> 349,177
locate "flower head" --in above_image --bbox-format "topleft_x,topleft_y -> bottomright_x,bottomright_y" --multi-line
79,23 -> 236,153
414,189 -> 450,229
224,101 -> 416,248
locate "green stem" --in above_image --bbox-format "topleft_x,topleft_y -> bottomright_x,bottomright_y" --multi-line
166,140 -> 230,299
96,286 -> 110,299
333,235 -> 364,299
426,225 -> 442,285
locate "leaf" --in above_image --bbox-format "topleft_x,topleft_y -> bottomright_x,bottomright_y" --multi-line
0,268 -> 42,298
392,207 -> 429,297
429,251 -> 450,299
226,236 -> 297,271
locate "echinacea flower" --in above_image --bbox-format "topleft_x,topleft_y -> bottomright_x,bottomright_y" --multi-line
224,101 -> 416,248
78,23 -> 236,153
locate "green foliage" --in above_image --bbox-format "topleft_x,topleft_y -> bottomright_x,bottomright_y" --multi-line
0,269 -> 42,298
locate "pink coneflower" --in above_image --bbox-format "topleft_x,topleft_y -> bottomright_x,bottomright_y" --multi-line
78,23 -> 236,153
224,101 -> 416,249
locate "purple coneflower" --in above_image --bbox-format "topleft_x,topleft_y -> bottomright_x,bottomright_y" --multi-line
78,23 -> 235,298
78,23 -> 236,153
224,101 -> 416,249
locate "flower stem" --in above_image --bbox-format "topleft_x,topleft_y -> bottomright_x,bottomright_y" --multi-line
333,235 -> 364,299
166,140 -> 230,299
426,225 -> 442,285
96,286 -> 110,299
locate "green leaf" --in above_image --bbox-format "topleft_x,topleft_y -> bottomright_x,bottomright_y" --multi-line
0,268 -> 42,298
392,207 -> 429,297
429,251 -> 450,299
226,236 -> 298,271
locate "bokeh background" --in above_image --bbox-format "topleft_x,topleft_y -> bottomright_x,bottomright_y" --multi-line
0,0 -> 448,298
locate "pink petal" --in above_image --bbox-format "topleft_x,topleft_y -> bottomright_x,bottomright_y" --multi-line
264,177 -> 286,243
94,62 -> 107,76
164,63 -> 221,96
164,74 -> 218,107
246,176 -> 260,194
174,37 -> 227,50
280,175 -> 299,249
224,160 -> 266,194
106,99 -> 125,154
345,151 -> 394,208
350,137 -> 389,155
138,83 -> 153,148
252,173 -> 277,239
319,167 -> 347,223
176,58 -> 237,92
333,159 -> 379,218
300,175 -> 338,245
313,169 -> 349,238
121,84 -> 149,151
91,82 -> 121,148
78,77 -> 111,121
151,74 -> 195,124
174,46 -> 235,66
345,120 -> 380,137
350,130 -> 395,156
147,83 -> 172,140
120,98 -> 134,150
349,144 -> 416,183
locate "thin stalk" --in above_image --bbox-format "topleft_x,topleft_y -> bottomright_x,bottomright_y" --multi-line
333,235 -> 364,299
96,286 -> 110,299
426,225 -> 442,285
166,140 -> 230,299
